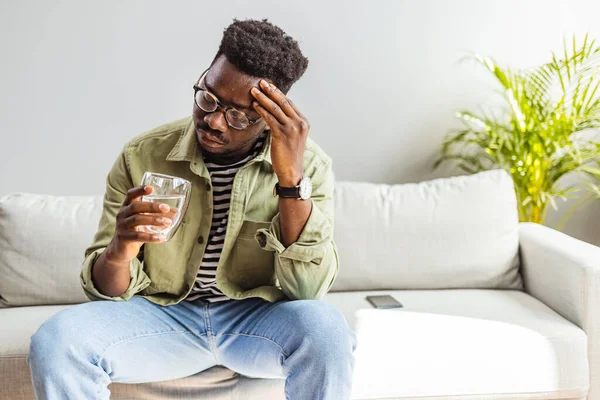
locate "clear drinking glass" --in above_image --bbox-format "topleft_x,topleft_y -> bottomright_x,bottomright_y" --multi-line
140,172 -> 191,241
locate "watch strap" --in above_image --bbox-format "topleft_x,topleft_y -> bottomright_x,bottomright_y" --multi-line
274,182 -> 302,198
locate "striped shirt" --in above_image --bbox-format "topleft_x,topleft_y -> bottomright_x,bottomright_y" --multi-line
184,132 -> 267,302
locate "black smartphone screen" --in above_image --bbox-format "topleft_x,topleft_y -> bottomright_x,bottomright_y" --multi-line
366,295 -> 403,309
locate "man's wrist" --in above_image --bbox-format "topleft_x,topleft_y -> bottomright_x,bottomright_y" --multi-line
277,172 -> 303,187
104,241 -> 131,268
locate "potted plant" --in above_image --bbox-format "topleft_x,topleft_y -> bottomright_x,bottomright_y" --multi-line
434,36 -> 600,226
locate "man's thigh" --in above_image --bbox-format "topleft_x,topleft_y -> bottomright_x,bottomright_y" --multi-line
30,296 -> 216,383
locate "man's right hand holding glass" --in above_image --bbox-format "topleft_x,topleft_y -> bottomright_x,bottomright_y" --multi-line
92,185 -> 174,297
105,185 -> 175,263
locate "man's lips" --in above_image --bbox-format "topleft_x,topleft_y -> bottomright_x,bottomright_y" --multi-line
197,128 -> 226,145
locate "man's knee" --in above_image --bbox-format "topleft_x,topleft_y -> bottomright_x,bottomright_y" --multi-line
288,300 -> 357,361
28,308 -> 84,368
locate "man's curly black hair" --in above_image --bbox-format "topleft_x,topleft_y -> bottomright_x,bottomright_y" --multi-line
213,19 -> 309,94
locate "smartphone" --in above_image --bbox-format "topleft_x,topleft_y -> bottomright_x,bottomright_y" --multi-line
366,295 -> 403,309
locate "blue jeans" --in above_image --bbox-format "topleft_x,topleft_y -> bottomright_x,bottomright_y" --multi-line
26,296 -> 356,399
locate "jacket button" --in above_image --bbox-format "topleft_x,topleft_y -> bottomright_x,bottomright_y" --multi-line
197,235 -> 204,244
206,183 -> 211,191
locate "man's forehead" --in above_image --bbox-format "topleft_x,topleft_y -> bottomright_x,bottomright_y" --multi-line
208,56 -> 261,88
203,59 -> 261,109
205,70 -> 258,92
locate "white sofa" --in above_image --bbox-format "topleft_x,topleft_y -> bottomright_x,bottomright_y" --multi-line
1,169 -> 598,400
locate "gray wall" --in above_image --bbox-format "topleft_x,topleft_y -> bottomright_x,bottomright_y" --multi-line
2,0 -> 600,245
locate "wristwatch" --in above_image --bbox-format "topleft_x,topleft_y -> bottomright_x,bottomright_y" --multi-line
273,176 -> 312,200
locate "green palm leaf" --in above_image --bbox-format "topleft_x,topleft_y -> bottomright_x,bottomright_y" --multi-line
435,35 -> 600,225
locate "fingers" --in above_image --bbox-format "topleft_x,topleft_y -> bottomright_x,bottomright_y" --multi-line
117,230 -> 166,243
251,80 -> 311,135
122,199 -> 171,219
124,185 -> 151,206
260,80 -> 297,117
117,187 -> 174,243
253,101 -> 282,130
121,213 -> 173,231
252,80 -> 300,119
251,87 -> 288,124
123,186 -> 173,214
116,185 -> 177,246
160,207 -> 178,221
116,211 -> 173,244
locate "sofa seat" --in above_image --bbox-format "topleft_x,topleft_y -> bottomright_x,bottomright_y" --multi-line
325,289 -> 589,400
0,289 -> 588,400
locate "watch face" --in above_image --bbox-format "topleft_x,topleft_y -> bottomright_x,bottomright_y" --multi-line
299,177 -> 312,200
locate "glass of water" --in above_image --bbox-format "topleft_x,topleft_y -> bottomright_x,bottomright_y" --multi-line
140,172 -> 191,241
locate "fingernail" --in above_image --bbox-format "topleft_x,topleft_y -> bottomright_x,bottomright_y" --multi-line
251,87 -> 259,94
163,218 -> 172,225
261,80 -> 269,88
159,204 -> 170,212
253,101 -> 259,107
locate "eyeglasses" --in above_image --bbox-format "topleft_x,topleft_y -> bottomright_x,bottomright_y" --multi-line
193,69 -> 261,131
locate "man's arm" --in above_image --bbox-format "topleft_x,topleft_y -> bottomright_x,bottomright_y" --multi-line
81,146 -> 156,301
255,161 -> 338,300
277,174 -> 313,248
251,79 -> 338,300
91,250 -> 132,298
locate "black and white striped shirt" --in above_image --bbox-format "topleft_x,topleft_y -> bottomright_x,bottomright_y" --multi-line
184,133 -> 267,302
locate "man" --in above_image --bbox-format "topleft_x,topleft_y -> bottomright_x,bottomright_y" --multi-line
26,18 -> 356,400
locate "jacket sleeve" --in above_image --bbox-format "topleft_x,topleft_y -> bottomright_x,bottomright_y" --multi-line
254,161 -> 339,300
80,145 -> 152,302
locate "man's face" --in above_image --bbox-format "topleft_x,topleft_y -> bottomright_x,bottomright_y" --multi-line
192,55 -> 267,161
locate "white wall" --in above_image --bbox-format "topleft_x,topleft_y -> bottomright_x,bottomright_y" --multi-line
1,0 -> 600,244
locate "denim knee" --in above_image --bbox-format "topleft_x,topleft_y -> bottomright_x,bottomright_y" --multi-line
27,311 -> 79,369
291,300 -> 357,362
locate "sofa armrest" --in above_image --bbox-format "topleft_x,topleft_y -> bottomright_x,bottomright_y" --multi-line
519,222 -> 600,398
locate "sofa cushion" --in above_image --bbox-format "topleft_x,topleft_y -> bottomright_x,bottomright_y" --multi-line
0,193 -> 101,307
323,289 -> 589,399
1,290 -> 588,400
331,169 -> 522,292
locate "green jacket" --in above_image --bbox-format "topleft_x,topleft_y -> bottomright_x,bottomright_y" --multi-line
80,116 -> 339,306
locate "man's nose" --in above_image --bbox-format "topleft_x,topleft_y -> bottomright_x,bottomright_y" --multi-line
204,111 -> 228,133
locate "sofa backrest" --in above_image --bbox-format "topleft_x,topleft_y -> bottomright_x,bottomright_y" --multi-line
331,169 -> 522,292
0,169 -> 522,307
